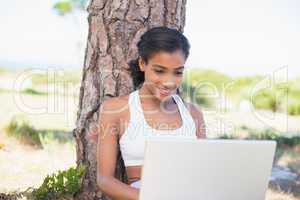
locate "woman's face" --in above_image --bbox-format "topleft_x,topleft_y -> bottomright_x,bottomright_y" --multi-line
139,50 -> 185,101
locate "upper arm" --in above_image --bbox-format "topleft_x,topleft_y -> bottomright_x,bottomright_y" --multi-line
186,102 -> 206,139
97,99 -> 120,182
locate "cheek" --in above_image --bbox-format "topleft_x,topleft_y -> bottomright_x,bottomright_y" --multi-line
154,74 -> 183,87
146,71 -> 160,82
175,76 -> 183,85
143,71 -> 160,88
145,70 -> 183,87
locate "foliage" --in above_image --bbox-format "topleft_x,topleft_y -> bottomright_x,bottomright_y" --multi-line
39,129 -> 74,146
22,88 -> 47,96
28,165 -> 87,200
247,78 -> 300,114
288,103 -> 300,116
5,115 -> 42,148
219,128 -> 300,148
31,71 -> 81,85
181,80 -> 212,107
0,142 -> 4,150
181,69 -> 231,108
0,88 -> 10,93
251,89 -> 281,112
219,134 -> 237,140
0,192 -> 21,200
182,69 -> 300,115
0,166 -> 87,200
53,0 -> 88,15
54,1 -> 72,15
247,129 -> 300,148
226,75 -> 263,102
0,67 -> 9,75
286,82 -> 300,115
183,69 -> 231,90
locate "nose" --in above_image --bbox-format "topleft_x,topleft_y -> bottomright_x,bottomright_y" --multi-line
161,79 -> 177,90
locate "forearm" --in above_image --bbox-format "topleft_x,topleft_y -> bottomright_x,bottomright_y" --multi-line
98,177 -> 139,200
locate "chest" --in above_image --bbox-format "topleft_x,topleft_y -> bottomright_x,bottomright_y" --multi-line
119,105 -> 183,136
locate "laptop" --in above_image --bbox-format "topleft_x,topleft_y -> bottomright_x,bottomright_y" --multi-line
139,138 -> 276,200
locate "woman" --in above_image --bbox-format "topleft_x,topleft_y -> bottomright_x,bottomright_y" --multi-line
96,26 -> 206,200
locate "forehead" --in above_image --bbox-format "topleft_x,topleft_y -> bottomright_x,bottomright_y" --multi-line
148,50 -> 186,69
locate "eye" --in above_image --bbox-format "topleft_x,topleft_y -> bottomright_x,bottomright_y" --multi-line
175,71 -> 183,75
154,69 -> 164,74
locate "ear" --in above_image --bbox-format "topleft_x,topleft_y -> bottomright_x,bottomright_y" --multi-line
138,57 -> 146,72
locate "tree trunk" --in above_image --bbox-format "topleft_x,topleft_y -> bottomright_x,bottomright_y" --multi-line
73,0 -> 187,199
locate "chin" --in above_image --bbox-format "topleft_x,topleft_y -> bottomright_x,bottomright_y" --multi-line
154,87 -> 174,101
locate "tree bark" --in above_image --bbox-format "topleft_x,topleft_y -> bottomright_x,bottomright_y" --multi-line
73,0 -> 187,199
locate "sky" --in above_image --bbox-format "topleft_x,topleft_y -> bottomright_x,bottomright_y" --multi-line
0,0 -> 299,78
185,0 -> 300,77
0,0 -> 88,69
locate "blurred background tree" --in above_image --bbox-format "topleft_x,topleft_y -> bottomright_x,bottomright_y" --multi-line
53,0 -> 88,15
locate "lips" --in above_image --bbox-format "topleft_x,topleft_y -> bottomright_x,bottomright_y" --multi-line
158,88 -> 172,96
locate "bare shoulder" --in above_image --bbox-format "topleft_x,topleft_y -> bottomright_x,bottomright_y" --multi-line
98,94 -> 130,138
183,101 -> 206,139
98,94 -> 131,128
100,94 -> 130,115
184,102 -> 203,119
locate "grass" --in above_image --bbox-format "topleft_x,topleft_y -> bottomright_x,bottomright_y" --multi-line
182,69 -> 300,115
0,92 -> 78,131
5,115 -> 42,148
0,67 -> 81,98
252,89 -> 280,112
219,127 -> 300,148
0,142 -> 4,150
181,81 -> 213,107
288,102 -> 300,116
22,88 -> 47,96
4,115 -> 74,149
183,68 -> 231,89
0,67 -> 10,75
0,129 -> 76,193
266,189 -> 299,200
39,129 -> 74,146
0,88 -> 12,93
31,70 -> 81,85
248,129 -> 300,148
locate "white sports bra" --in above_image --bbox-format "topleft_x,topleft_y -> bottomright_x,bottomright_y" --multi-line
119,89 -> 197,167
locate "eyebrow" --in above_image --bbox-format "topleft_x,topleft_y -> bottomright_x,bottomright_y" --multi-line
153,64 -> 184,70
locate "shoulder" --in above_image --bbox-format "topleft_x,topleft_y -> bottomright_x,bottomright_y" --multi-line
99,94 -> 130,121
183,101 -> 206,139
97,94 -> 130,138
182,100 -> 203,123
101,95 -> 129,112
184,102 -> 203,119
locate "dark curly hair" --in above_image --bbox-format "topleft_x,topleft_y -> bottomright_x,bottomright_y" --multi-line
128,26 -> 190,92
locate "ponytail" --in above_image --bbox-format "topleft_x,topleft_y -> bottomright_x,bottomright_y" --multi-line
128,58 -> 144,89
